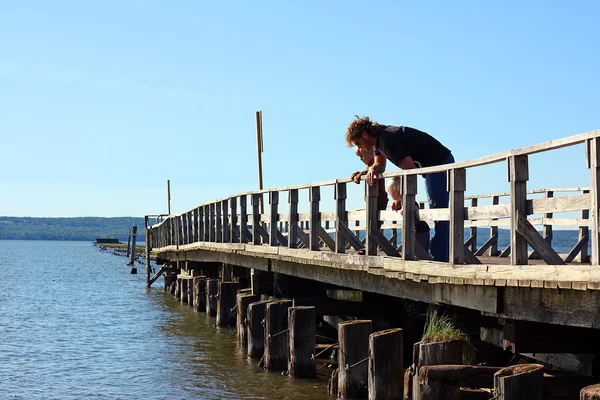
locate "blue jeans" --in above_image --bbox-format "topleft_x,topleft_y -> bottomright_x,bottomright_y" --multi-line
424,153 -> 455,262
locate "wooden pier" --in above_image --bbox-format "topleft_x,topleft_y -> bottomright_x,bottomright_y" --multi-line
145,130 -> 600,398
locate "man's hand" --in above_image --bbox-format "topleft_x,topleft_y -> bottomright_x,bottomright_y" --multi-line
391,199 -> 403,212
365,166 -> 378,186
350,170 -> 366,184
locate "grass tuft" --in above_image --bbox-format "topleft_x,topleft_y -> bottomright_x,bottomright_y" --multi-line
421,309 -> 475,364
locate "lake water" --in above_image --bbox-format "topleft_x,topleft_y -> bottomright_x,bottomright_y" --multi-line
0,240 -> 328,400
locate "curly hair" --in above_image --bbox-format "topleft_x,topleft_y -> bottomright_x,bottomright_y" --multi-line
345,115 -> 379,147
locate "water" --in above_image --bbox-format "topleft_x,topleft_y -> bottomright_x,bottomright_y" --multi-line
0,241 -> 328,400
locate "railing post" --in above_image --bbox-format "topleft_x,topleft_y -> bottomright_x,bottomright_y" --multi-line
543,190 -> 554,247
252,193 -> 262,245
509,155 -> 529,265
216,201 -> 222,243
469,198 -> 477,253
203,204 -> 210,242
366,180 -> 379,256
449,168 -> 467,264
578,189 -> 590,263
588,137 -> 600,265
230,197 -> 237,243
269,191 -> 279,246
222,199 -> 230,243
402,175 -> 417,261
193,208 -> 199,242
335,182 -> 347,253
240,195 -> 248,243
181,213 -> 187,245
289,189 -> 299,248
490,195 -> 500,256
187,211 -> 193,244
309,186 -> 321,251
209,203 -> 216,242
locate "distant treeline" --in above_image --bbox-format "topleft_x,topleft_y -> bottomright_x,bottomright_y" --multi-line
0,216 -> 145,241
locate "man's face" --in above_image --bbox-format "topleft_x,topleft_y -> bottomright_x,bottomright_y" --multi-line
352,131 -> 374,149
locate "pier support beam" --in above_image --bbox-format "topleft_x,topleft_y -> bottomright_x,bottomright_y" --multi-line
193,277 -> 206,312
216,281 -> 242,327
206,279 -> 219,317
248,300 -> 270,359
237,293 -> 260,347
265,299 -> 293,372
179,279 -> 187,303
288,306 -> 316,378
338,320 -> 372,399
368,328 -> 403,400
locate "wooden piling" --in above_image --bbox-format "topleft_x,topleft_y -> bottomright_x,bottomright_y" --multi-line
187,278 -> 194,306
265,299 -> 293,372
237,293 -> 260,347
338,320 -> 372,399
180,279 -> 188,304
369,328 -> 403,400
193,277 -> 206,312
247,300 -> 270,359
216,281 -> 242,327
494,364 -> 544,400
581,384 -> 600,399
206,279 -> 219,317
413,339 -> 465,400
288,306 -> 316,378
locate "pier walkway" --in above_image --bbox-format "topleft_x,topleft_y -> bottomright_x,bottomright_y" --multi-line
146,129 -> 600,330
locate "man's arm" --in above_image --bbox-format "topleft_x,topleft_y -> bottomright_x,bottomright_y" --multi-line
394,155 -> 417,170
365,154 -> 387,186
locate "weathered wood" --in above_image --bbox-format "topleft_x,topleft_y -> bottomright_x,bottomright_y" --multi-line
588,138 -> 600,265
369,227 -> 401,257
418,365 -> 502,388
368,328 -> 403,400
366,181 -> 380,256
578,189 -> 590,263
413,340 -> 465,400
269,191 -> 280,246
252,193 -> 263,245
147,265 -> 167,288
530,193 -> 590,214
210,203 -> 217,242
309,186 -> 321,251
516,210 -> 565,265
216,281 -> 242,327
474,233 -> 498,256
338,320 -> 372,399
221,199 -> 229,242
206,278 -> 219,317
288,189 -> 299,248
288,306 -> 316,378
469,198 -> 478,253
338,222 -> 364,251
193,277 -> 206,312
493,364 -> 544,400
509,155 -> 529,265
180,278 -> 188,303
247,300 -> 270,359
449,168 -> 466,264
490,195 -> 500,256
187,275 -> 194,305
237,293 -> 260,347
581,384 -> 600,399
265,299 -> 293,372
402,175 -> 417,261
566,231 -> 590,264
240,195 -> 248,243
463,244 -> 481,265
203,204 -> 210,241
317,225 -> 336,251
464,234 -> 476,250
295,224 -> 310,248
336,182 -> 348,253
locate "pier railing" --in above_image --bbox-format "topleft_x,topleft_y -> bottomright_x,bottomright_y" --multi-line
148,129 -> 600,267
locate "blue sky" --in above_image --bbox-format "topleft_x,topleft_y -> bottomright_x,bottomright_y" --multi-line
0,1 -> 598,217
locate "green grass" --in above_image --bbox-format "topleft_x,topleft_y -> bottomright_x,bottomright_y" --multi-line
421,309 -> 475,364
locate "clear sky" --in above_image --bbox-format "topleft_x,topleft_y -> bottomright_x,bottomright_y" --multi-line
1,1 -> 598,217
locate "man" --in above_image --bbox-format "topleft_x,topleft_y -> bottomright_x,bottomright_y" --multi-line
345,116 -> 454,262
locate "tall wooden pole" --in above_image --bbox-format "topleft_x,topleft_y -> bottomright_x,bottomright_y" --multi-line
256,111 -> 264,213
167,179 -> 171,215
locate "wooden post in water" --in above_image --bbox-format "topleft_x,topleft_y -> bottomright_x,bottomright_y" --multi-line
129,223 -> 138,273
145,216 -> 151,286
494,364 -> 544,400
206,279 -> 219,317
338,320 -> 372,399
581,384 -> 600,399
180,279 -> 188,304
288,306 -> 316,378
193,277 -> 206,312
187,277 -> 194,306
265,299 -> 293,372
509,155 -> 529,265
413,340 -> 465,400
237,293 -> 260,347
247,300 -> 270,359
216,281 -> 241,327
369,328 -> 403,400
